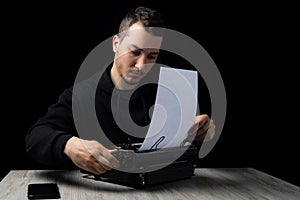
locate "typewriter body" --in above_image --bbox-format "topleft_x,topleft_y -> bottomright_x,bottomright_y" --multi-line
81,142 -> 198,188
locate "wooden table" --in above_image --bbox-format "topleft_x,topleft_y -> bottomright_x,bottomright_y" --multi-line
0,168 -> 299,199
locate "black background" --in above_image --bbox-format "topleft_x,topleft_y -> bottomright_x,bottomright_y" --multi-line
2,1 -> 299,186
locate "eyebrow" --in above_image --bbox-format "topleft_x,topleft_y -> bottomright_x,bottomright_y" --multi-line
130,44 -> 160,54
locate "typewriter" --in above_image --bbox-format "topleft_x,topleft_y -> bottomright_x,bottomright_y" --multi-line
81,141 -> 198,188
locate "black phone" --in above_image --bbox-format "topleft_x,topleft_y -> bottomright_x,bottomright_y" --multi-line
27,183 -> 60,199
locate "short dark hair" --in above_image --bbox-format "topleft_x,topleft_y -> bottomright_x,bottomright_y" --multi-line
118,6 -> 165,33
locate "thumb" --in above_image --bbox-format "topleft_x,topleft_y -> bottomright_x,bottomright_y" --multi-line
109,149 -> 118,154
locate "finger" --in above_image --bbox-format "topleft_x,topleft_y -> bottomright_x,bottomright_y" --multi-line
91,162 -> 108,175
93,155 -> 115,170
97,160 -> 112,171
187,123 -> 199,136
109,149 -> 119,154
194,122 -> 209,140
109,149 -> 120,167
205,120 -> 216,141
90,156 -> 111,174
194,115 -> 209,127
195,119 -> 215,141
188,115 -> 209,136
96,150 -> 120,170
93,148 -> 120,168
99,149 -> 120,168
79,158 -> 107,175
83,141 -> 120,168
195,132 -> 206,141
190,116 -> 209,136
195,120 -> 210,138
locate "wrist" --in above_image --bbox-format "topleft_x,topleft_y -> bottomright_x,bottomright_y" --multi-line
64,136 -> 78,157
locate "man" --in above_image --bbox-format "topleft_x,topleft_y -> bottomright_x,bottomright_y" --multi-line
25,6 -> 215,175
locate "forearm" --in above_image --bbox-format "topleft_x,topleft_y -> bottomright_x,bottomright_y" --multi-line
25,125 -> 75,167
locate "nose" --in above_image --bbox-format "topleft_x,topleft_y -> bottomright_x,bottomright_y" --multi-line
135,54 -> 147,70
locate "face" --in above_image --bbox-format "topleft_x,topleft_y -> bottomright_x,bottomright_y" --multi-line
111,22 -> 163,90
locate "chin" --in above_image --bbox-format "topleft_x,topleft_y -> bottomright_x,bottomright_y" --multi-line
127,79 -> 140,85
124,76 -> 142,85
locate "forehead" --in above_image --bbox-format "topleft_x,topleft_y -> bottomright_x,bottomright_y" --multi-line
121,24 -> 163,50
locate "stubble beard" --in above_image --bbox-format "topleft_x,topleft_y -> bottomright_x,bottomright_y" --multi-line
121,73 -> 142,85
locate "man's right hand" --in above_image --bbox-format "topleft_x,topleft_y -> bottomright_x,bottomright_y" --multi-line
64,136 -> 120,175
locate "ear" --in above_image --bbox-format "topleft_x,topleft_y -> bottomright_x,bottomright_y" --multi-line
112,35 -> 119,52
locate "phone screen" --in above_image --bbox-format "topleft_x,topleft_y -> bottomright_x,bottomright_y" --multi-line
27,183 -> 60,199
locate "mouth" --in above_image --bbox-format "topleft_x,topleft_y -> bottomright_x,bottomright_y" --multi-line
128,70 -> 143,78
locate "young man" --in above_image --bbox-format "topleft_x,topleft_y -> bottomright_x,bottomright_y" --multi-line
25,6 -> 215,175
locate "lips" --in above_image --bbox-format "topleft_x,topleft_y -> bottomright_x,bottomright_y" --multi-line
128,70 -> 143,78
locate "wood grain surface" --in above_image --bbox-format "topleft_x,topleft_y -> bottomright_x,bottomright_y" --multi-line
1,168 -> 299,199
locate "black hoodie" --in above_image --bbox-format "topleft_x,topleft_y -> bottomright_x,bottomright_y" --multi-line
25,65 -> 157,167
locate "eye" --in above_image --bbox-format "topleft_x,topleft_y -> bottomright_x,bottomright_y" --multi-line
131,50 -> 141,56
148,54 -> 158,60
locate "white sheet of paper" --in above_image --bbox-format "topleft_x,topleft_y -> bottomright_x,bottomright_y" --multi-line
138,67 -> 198,151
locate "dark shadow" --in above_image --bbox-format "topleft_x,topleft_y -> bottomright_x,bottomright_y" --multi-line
35,168 -> 273,193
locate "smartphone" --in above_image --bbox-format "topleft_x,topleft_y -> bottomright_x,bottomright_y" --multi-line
27,183 -> 60,199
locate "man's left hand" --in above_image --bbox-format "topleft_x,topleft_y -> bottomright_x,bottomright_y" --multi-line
187,114 -> 215,142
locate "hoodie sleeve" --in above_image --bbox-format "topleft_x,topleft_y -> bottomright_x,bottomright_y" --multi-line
25,87 -> 77,167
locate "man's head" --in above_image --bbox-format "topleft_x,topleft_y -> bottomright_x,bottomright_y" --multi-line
111,6 -> 165,90
118,6 -> 165,36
